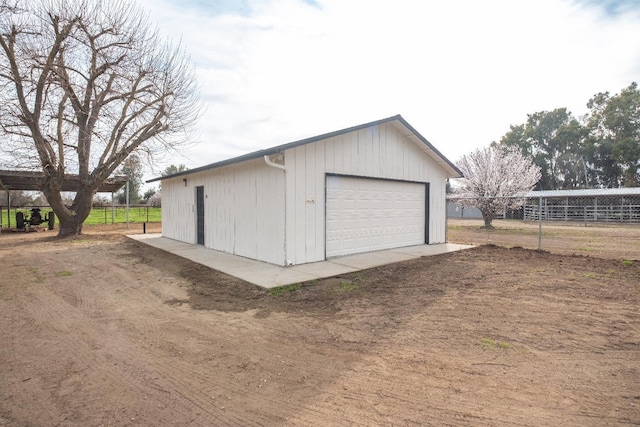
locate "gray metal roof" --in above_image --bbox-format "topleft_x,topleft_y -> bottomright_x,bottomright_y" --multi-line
0,170 -> 128,193
519,188 -> 640,198
147,115 -> 463,183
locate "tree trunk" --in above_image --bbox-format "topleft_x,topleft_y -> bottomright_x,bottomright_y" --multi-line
481,211 -> 494,229
42,184 -> 94,237
57,214 -> 86,237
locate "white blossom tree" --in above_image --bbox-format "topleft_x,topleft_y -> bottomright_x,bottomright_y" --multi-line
455,146 -> 541,228
0,0 -> 200,236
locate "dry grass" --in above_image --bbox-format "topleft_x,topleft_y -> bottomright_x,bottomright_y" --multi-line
448,218 -> 640,260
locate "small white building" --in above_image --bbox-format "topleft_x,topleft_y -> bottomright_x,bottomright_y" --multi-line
149,115 -> 462,266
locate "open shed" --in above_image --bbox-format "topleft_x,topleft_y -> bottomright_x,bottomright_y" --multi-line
149,115 -> 462,266
0,170 -> 128,229
522,187 -> 640,222
0,170 -> 127,193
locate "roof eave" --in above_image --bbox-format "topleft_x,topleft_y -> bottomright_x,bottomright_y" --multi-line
393,117 -> 464,178
148,114 -> 463,182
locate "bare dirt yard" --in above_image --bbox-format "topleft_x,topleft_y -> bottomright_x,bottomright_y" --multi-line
448,218 -> 640,261
1,223 -> 639,426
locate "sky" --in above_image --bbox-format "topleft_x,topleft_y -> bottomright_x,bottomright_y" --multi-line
136,0 -> 640,184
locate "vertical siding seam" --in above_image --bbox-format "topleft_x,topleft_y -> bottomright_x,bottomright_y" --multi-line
283,159 -> 287,265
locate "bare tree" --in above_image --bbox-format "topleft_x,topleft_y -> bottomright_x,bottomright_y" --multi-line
147,190 -> 160,208
0,0 -> 200,236
0,189 -> 35,207
455,146 -> 541,228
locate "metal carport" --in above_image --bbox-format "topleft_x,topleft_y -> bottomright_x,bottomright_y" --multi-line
0,170 -> 127,230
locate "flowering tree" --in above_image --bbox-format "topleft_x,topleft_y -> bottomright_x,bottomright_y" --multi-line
455,146 -> 541,228
0,0 -> 199,236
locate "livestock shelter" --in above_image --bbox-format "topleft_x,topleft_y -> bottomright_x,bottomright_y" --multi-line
149,115 -> 463,266
522,188 -> 640,223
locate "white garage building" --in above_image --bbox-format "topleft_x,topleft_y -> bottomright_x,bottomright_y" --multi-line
149,115 -> 462,266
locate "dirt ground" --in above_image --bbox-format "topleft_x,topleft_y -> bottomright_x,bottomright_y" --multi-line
448,218 -> 640,261
1,223 -> 639,426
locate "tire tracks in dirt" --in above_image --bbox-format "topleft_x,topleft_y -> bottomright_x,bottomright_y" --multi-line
2,232 -> 639,425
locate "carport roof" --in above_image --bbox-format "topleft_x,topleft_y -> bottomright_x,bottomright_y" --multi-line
0,170 -> 128,193
147,114 -> 464,183
519,188 -> 640,198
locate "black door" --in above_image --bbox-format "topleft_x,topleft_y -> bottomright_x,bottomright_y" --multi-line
424,183 -> 430,244
196,186 -> 204,245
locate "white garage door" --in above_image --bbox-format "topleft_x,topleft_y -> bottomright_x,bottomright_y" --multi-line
326,175 -> 426,257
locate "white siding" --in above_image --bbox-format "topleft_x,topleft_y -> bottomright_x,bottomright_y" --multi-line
284,121 -> 449,265
162,119 -> 451,267
162,159 -> 286,265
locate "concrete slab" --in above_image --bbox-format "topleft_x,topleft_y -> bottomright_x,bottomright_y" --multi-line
288,260 -> 360,278
128,234 -> 473,288
327,250 -> 417,270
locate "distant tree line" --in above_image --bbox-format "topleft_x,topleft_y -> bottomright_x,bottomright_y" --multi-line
496,82 -> 639,189
0,190 -> 47,207
112,161 -> 187,206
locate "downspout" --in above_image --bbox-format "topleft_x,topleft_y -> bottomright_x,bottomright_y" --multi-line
264,154 -> 286,171
263,155 -> 289,265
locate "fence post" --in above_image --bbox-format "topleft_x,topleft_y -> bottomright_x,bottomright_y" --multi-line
6,191 -> 11,229
125,180 -> 129,229
538,196 -> 543,251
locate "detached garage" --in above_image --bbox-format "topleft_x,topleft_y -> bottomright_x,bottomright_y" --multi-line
149,115 -> 462,266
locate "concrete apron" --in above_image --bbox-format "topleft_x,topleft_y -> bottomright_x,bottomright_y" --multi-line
128,234 -> 474,289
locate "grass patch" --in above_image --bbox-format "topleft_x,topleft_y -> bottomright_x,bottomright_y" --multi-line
480,337 -> 510,349
621,260 -> 633,267
70,237 -> 94,244
333,274 -> 367,293
268,283 -> 301,297
583,272 -> 597,279
28,267 -> 45,284
4,207 -> 161,226
336,280 -> 359,292
56,270 -> 73,277
84,206 -> 161,224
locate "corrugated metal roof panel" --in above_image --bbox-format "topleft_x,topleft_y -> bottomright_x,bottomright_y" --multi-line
520,188 -> 640,198
0,170 -> 127,192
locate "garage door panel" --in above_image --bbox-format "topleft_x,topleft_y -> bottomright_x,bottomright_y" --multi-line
326,176 -> 426,257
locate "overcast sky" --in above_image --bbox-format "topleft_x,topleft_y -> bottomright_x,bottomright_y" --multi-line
136,0 -> 640,182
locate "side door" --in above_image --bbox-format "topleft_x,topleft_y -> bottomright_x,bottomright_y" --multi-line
196,186 -> 204,245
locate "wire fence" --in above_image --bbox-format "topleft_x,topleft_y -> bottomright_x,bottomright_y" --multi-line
447,193 -> 640,260
0,205 -> 161,229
